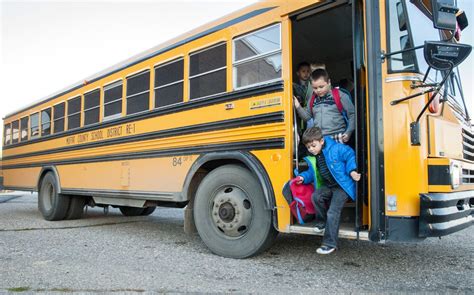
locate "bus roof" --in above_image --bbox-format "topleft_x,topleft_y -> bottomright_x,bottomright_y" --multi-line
3,0 -> 278,120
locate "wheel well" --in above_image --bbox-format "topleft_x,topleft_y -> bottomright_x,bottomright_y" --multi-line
37,167 -> 60,193
186,159 -> 245,206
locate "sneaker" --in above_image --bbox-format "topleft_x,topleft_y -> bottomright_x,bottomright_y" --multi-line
313,224 -> 325,233
316,245 -> 336,255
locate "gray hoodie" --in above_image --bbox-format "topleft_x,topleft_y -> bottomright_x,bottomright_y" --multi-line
295,88 -> 355,137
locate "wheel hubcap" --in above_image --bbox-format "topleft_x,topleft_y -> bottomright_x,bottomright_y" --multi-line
211,186 -> 252,237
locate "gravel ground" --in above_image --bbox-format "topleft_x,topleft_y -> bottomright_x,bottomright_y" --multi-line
0,192 -> 473,294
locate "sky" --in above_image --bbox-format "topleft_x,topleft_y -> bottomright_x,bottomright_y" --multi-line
0,0 -> 473,156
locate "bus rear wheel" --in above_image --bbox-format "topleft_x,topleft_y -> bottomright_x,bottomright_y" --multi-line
193,165 -> 277,258
38,172 -> 70,221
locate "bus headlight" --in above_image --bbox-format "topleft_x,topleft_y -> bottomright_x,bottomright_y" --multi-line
450,163 -> 461,189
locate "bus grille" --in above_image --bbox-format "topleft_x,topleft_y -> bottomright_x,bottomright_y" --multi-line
462,168 -> 474,185
462,128 -> 474,162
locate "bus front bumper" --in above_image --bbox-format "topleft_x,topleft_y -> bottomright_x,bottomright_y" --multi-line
419,191 -> 473,238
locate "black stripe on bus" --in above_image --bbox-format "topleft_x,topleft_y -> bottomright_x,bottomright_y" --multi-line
3,81 -> 284,151
3,6 -> 277,120
2,111 -> 284,161
1,138 -> 285,170
428,165 -> 451,186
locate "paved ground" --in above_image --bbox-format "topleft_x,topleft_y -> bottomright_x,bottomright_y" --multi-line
0,192 -> 473,293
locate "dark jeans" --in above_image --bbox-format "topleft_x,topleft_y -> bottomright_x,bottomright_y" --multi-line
311,186 -> 348,248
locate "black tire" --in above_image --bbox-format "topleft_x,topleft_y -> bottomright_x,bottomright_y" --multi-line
119,206 -> 145,216
141,206 -> 156,216
193,165 -> 277,258
38,172 -> 70,221
65,196 -> 86,220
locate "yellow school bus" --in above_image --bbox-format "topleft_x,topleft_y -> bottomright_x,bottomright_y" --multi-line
1,0 -> 472,258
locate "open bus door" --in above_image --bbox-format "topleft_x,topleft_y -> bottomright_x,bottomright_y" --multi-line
289,0 -> 370,239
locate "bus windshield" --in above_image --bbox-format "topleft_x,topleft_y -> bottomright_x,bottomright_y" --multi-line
388,0 -> 468,117
405,1 -> 468,116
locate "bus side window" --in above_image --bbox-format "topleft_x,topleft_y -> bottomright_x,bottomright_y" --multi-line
154,58 -> 184,108
126,70 -> 150,115
67,96 -> 81,130
84,89 -> 100,126
103,81 -> 123,121
53,103 -> 65,133
233,24 -> 282,89
20,116 -> 29,141
30,113 -> 40,139
11,120 -> 19,144
4,123 -> 11,145
189,43 -> 227,99
41,108 -> 52,136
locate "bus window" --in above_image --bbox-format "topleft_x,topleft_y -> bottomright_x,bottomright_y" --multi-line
20,116 -> 28,141
67,96 -> 81,130
103,81 -> 123,121
53,102 -> 65,133
126,70 -> 150,115
4,123 -> 11,145
11,120 -> 19,144
189,43 -> 226,99
233,24 -> 282,89
154,58 -> 184,108
30,113 -> 39,139
84,89 -> 100,126
41,108 -> 52,136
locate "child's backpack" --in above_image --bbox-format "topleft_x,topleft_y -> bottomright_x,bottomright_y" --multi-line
288,178 -> 315,224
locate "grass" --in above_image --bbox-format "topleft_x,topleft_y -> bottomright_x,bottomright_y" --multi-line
7,287 -> 31,292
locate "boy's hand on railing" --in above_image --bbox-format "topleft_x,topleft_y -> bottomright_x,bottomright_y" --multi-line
350,171 -> 361,181
293,96 -> 301,108
342,133 -> 350,143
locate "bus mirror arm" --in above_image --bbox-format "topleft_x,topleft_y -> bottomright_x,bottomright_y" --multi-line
410,62 -> 454,145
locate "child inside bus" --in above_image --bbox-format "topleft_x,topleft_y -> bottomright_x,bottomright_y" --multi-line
294,69 -> 355,143
292,61 -> 312,109
294,127 -> 360,254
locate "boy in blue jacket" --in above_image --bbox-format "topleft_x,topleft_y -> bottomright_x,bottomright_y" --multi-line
295,127 -> 361,254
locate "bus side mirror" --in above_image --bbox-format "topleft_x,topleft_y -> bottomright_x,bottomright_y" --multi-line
431,0 -> 458,30
423,41 -> 472,71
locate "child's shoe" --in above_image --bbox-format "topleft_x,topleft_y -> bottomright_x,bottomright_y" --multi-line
313,224 -> 325,233
316,245 -> 336,254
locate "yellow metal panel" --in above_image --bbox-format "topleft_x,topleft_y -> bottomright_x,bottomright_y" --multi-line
58,156 -> 197,192
251,149 -> 291,232
428,116 -> 463,159
3,167 -> 41,189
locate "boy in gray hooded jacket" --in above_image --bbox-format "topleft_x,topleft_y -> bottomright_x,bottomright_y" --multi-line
294,69 -> 355,143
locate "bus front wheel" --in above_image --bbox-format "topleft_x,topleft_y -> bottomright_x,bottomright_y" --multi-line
193,165 -> 277,258
38,172 -> 70,221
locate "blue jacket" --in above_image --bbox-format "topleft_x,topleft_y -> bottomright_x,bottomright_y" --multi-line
296,136 -> 357,200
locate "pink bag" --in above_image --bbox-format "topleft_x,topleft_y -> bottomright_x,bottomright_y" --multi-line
288,178 -> 315,224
